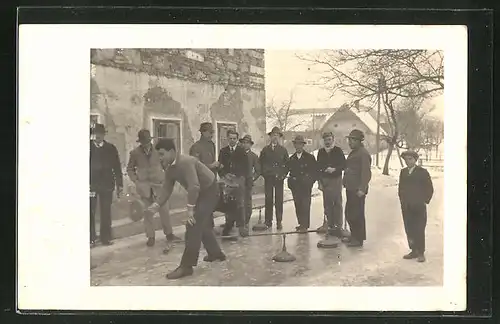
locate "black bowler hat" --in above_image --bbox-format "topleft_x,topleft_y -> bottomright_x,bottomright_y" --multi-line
137,129 -> 153,143
239,134 -> 254,145
268,126 -> 283,137
401,150 -> 419,160
93,123 -> 106,134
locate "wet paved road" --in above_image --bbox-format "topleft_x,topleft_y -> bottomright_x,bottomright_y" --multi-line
91,173 -> 443,287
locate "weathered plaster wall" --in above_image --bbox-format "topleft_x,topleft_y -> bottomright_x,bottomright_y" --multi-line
90,49 -> 266,205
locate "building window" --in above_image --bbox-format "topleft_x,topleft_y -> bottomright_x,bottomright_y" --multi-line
216,121 -> 237,157
90,113 -> 101,140
305,138 -> 313,145
152,118 -> 182,153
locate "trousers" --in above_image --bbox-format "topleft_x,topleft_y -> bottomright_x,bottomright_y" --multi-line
321,177 -> 343,229
291,183 -> 312,228
401,202 -> 427,253
345,190 -> 366,242
142,188 -> 173,239
90,189 -> 113,243
244,182 -> 253,226
223,176 -> 246,233
180,181 -> 224,267
264,176 -> 284,225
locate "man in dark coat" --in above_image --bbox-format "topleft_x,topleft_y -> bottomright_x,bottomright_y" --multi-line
189,122 -> 220,227
148,139 -> 225,280
316,131 -> 347,237
239,134 -> 261,228
218,129 -> 250,237
259,126 -> 290,230
287,135 -> 318,232
398,150 -> 434,263
342,129 -> 372,247
90,124 -> 123,246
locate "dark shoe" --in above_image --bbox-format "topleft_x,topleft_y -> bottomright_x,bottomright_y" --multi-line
296,226 -> 308,233
219,224 -> 226,228
340,228 -> 351,238
346,240 -> 363,247
277,222 -> 283,230
166,266 -> 194,280
403,251 -> 418,260
417,254 -> 426,262
90,240 -> 96,248
295,225 -> 301,231
146,238 -> 155,247
166,233 -> 182,242
101,240 -> 114,246
316,224 -> 328,233
239,227 -> 249,237
203,253 -> 227,262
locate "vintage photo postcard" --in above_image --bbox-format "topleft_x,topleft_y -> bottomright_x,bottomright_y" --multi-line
18,24 -> 467,311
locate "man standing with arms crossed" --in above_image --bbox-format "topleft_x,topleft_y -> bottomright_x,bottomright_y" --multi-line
127,129 -> 181,247
342,129 -> 372,247
189,122 -> 220,228
148,138 -> 226,279
316,132 -> 346,237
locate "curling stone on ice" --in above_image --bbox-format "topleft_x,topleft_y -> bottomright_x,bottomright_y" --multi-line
272,234 -> 296,262
317,231 -> 340,249
252,207 -> 268,231
128,195 -> 147,222
316,214 -> 329,234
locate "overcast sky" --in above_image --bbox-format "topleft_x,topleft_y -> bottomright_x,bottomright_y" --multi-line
264,50 -> 444,119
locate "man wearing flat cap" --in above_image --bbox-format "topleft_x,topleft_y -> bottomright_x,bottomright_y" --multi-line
259,126 -> 290,230
127,129 -> 181,247
189,122 -> 220,227
286,135 -> 318,232
398,150 -> 434,263
342,129 -> 372,247
90,123 -> 123,246
240,134 -> 261,228
316,131 -> 347,237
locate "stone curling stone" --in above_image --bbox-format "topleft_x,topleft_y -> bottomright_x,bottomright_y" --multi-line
272,234 -> 296,262
317,233 -> 340,249
252,208 -> 268,232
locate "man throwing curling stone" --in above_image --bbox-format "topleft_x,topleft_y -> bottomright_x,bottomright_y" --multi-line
148,138 -> 226,279
342,129 -> 372,247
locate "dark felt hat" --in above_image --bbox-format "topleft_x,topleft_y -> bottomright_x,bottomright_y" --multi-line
199,122 -> 214,132
292,135 -> 307,144
137,129 -> 153,143
346,129 -> 365,141
401,150 -> 419,160
239,134 -> 254,144
93,123 -> 106,134
268,126 -> 283,137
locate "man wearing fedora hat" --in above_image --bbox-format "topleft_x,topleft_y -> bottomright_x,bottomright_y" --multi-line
316,131 -> 347,237
127,129 -> 181,247
90,123 -> 123,246
287,135 -> 318,232
240,134 -> 261,228
259,126 -> 290,230
189,122 -> 221,228
342,129 -> 372,247
398,150 -> 434,263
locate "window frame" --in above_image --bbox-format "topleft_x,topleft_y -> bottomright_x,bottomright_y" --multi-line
215,120 -> 238,160
149,116 -> 183,154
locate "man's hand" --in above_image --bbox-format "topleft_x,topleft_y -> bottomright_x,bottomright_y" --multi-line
211,161 -> 221,169
147,202 -> 160,214
116,186 -> 123,198
356,190 -> 365,197
186,207 -> 196,226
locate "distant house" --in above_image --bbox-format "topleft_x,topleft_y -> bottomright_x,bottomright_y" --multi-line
282,104 -> 390,155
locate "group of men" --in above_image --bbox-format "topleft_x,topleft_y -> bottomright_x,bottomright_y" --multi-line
90,120 -> 434,280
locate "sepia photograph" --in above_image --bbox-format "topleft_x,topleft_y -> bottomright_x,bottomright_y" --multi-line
18,24 -> 467,311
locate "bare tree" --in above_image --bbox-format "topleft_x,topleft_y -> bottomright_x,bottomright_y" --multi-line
297,49 -> 444,175
420,117 -> 444,160
395,98 -> 436,151
266,90 -> 304,133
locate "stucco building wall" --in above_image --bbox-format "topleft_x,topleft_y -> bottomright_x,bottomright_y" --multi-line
90,48 -> 266,208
